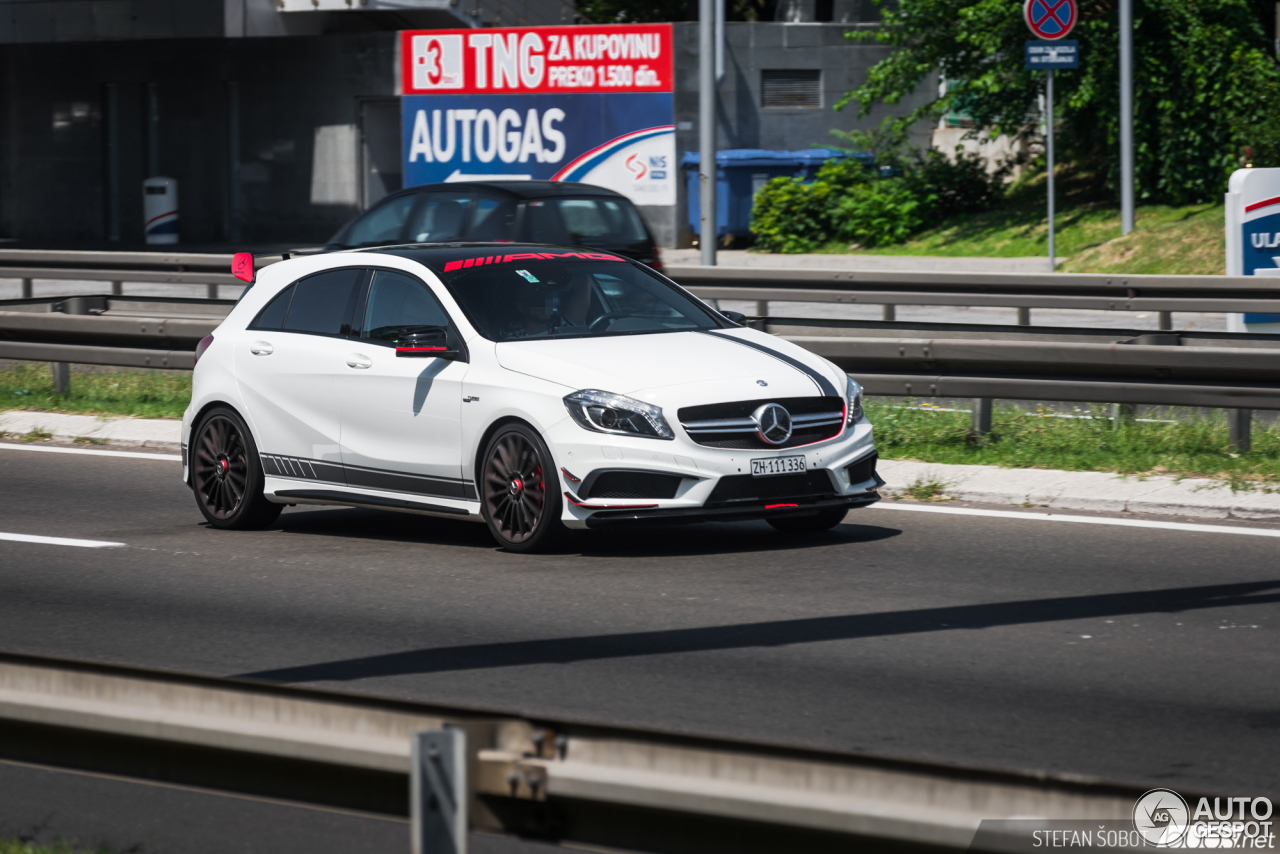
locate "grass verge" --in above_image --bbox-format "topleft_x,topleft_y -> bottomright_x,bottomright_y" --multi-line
867,401 -> 1280,490
0,363 -> 190,420
764,169 -> 1226,275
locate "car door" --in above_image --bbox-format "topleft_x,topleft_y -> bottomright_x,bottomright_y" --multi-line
234,267 -> 367,482
337,268 -> 471,502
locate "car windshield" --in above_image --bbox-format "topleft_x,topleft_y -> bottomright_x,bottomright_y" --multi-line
435,255 -> 721,342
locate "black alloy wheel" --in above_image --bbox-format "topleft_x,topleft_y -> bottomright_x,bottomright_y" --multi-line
766,506 -> 849,534
481,424 -> 566,552
191,407 -> 282,530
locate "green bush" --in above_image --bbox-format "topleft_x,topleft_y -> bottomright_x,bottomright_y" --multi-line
750,141 -> 1003,252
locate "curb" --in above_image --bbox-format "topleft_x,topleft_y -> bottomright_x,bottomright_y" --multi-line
0,410 -> 181,453
878,460 -> 1280,522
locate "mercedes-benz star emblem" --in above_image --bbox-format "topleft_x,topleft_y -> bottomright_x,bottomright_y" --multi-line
752,403 -> 793,445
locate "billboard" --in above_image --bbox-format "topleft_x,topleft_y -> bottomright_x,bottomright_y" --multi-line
400,25 -> 675,207
1225,168 -> 1280,332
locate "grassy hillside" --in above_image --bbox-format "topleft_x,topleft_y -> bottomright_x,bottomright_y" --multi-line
795,169 -> 1227,275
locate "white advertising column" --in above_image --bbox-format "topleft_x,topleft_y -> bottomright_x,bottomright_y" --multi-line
1225,168 -> 1280,333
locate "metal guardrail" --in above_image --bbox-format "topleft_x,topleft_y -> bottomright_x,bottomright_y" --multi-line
0,649 -> 1167,854
670,265 -> 1280,324
4,250 -> 1278,322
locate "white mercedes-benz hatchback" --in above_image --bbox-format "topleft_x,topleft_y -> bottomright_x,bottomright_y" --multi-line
182,244 -> 881,552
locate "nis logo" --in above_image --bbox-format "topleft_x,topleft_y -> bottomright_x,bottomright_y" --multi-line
624,155 -> 668,181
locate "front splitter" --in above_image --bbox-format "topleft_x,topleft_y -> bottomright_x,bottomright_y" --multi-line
581,493 -> 881,529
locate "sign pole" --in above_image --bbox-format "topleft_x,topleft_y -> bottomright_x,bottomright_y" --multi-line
1119,0 -> 1134,235
699,0 -> 717,266
1046,68 -> 1055,272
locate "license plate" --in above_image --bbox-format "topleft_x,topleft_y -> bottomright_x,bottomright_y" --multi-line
751,455 -> 806,476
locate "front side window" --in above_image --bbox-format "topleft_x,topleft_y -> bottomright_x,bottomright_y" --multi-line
435,256 -> 720,342
282,268 -> 364,336
523,196 -> 649,249
361,269 -> 450,345
467,190 -> 517,241
406,191 -> 470,243
345,194 -> 416,248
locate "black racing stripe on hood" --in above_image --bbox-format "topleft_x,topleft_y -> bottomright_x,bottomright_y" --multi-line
697,330 -> 839,396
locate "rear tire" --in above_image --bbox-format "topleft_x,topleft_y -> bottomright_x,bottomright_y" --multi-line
191,406 -> 282,530
480,423 -> 567,553
766,506 -> 848,534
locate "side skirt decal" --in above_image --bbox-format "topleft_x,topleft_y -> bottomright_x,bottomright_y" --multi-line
261,453 -> 478,502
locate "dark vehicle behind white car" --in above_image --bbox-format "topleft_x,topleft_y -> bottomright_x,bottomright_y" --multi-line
326,181 -> 662,269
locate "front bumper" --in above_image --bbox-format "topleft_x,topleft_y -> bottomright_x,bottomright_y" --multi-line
582,490 -> 882,529
546,416 -> 879,529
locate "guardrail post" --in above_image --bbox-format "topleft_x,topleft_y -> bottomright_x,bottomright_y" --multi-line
47,298 -> 91,396
1017,307 -> 1031,326
21,278 -> 32,299
207,283 -> 218,300
111,281 -> 122,296
1111,403 -> 1136,426
754,300 -> 767,318
882,304 -> 896,322
1158,311 -> 1173,331
971,398 -> 993,436
412,728 -> 467,854
1228,409 -> 1252,452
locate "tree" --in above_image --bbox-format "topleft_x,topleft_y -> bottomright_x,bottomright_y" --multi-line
838,0 -> 1280,204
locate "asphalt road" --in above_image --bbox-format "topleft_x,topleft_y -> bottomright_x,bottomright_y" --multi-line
1,445 -> 1277,809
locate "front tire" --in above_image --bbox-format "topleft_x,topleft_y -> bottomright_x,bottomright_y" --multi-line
191,406 -> 282,530
766,506 -> 848,534
480,423 -> 566,553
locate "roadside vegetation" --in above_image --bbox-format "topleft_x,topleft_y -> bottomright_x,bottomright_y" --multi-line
0,362 -> 189,420
867,401 -> 1280,490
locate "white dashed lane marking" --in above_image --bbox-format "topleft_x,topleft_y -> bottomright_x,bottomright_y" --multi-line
0,532 -> 126,549
871,503 -> 1280,539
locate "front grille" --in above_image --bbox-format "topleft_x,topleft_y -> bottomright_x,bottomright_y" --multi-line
846,451 -> 879,486
706,471 -> 837,506
679,396 -> 845,450
586,470 -> 684,500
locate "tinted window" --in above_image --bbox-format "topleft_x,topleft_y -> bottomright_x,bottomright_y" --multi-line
406,191 -> 469,242
250,285 -> 294,330
283,268 -> 364,335
467,191 -> 517,241
524,197 -> 649,248
361,270 -> 450,344
437,257 -> 718,342
345,194 -> 415,247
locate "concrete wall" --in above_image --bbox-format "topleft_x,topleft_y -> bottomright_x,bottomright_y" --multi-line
0,33 -> 398,246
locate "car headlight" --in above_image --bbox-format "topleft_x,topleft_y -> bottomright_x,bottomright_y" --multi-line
564,389 -> 674,440
846,376 -> 864,426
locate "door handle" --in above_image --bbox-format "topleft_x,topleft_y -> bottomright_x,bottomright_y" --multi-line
250,341 -> 273,356
346,353 -> 372,369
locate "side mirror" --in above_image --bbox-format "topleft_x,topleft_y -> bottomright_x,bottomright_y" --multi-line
721,310 -> 746,325
396,326 -> 462,360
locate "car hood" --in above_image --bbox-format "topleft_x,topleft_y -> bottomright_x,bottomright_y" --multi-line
494,328 -> 846,407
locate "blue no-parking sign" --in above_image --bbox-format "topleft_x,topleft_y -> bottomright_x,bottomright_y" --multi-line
1024,0 -> 1077,40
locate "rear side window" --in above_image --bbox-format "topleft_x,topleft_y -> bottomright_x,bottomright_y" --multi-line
282,268 -> 365,336
467,190 -> 517,240
524,197 -> 649,248
345,194 -> 415,247
250,285 -> 294,330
